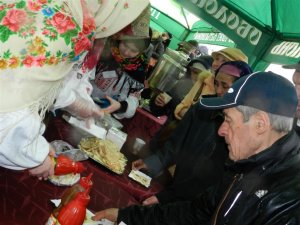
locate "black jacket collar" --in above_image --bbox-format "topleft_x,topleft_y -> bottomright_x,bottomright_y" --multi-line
226,131 -> 300,175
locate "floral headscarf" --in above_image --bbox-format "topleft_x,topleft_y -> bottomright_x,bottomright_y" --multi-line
110,40 -> 148,83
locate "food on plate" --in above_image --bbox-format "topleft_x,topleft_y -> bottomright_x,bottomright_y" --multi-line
49,173 -> 80,186
79,137 -> 127,174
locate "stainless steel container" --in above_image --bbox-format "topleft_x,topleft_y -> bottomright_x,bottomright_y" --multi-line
148,48 -> 189,92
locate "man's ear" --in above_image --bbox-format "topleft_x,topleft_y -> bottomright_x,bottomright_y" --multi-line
254,111 -> 270,134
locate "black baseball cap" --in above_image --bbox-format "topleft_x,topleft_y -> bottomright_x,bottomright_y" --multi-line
199,72 -> 297,117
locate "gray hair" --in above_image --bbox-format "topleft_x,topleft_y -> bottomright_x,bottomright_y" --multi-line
236,105 -> 294,132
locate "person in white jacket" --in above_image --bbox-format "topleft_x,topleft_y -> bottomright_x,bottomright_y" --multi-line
0,0 -> 150,180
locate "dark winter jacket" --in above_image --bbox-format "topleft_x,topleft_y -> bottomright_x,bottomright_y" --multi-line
293,118 -> 300,136
149,78 -> 194,118
144,102 -> 228,203
117,131 -> 300,225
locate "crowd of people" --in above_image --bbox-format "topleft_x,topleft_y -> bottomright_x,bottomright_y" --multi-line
93,70 -> 300,224
1,0 -> 300,224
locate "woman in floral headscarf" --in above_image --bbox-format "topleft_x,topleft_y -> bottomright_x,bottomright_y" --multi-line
0,0 -> 149,180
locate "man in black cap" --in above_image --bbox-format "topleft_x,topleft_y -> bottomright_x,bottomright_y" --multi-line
283,61 -> 300,136
92,72 -> 300,224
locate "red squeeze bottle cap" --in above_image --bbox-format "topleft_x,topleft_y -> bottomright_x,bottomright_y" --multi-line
79,173 -> 93,189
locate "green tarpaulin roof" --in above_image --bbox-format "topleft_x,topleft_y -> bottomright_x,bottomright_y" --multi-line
150,0 -> 234,49
175,0 -> 300,70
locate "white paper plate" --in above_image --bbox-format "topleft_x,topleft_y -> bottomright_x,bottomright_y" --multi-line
128,170 -> 152,188
48,173 -> 80,186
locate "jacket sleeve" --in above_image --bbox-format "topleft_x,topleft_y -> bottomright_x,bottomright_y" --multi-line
174,71 -> 214,120
113,94 -> 140,119
53,64 -> 94,111
149,94 -> 174,117
117,196 -> 213,225
156,151 -> 226,204
117,173 -> 229,225
174,80 -> 201,120
143,106 -> 196,177
253,190 -> 300,225
0,109 -> 49,170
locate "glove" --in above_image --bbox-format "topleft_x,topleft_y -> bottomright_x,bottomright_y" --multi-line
64,94 -> 104,119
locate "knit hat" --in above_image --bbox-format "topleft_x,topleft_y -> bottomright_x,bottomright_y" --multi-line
190,62 -> 207,72
186,56 -> 213,78
198,45 -> 209,55
212,47 -> 248,63
190,56 -> 213,69
282,60 -> 300,70
199,72 -> 297,118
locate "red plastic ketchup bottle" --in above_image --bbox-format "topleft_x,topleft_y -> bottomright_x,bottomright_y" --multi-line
57,189 -> 90,225
53,173 -> 93,218
54,154 -> 86,175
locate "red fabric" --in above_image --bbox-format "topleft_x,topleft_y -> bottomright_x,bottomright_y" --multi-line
1,113 -> 166,224
0,112 -> 162,225
0,159 -> 162,225
44,114 -> 84,147
44,108 -> 167,146
86,161 -> 163,203
120,107 -> 167,143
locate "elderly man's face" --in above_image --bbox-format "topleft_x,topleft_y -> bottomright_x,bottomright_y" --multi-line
218,108 -> 258,161
292,70 -> 300,118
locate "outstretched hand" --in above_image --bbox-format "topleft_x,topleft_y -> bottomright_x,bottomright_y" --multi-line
154,93 -> 166,107
104,96 -> 121,114
28,144 -> 55,180
142,195 -> 159,206
92,208 -> 119,223
132,159 -> 148,171
28,156 -> 55,180
64,95 -> 104,119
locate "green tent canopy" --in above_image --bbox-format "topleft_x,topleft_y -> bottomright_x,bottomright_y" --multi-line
150,0 -> 234,50
175,0 -> 300,70
187,20 -> 234,47
150,6 -> 189,49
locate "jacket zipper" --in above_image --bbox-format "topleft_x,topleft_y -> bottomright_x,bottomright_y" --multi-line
212,174 -> 240,225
